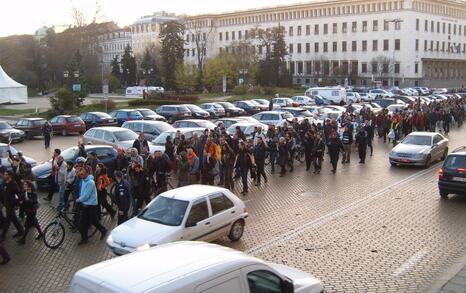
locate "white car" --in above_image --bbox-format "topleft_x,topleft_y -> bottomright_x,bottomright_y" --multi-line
214,116 -> 259,128
346,92 -> 361,103
226,121 -> 269,138
72,242 -> 323,293
291,95 -> 314,106
107,185 -> 248,256
150,127 -> 205,153
386,104 -> 407,114
272,97 -> 294,108
252,111 -> 294,127
172,119 -> 216,130
368,89 -> 393,99
359,92 -> 371,101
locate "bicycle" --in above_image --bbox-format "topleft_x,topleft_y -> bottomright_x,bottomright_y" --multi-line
43,208 -> 98,249
294,145 -> 305,164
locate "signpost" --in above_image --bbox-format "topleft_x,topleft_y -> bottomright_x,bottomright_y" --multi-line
222,75 -> 227,95
72,84 -> 81,92
102,80 -> 109,112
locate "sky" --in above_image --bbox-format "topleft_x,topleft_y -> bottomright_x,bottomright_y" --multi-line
0,0 -> 303,37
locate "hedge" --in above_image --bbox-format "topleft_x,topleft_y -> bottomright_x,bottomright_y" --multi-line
128,99 -> 190,107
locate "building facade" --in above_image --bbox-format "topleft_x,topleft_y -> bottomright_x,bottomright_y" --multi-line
97,29 -> 132,74
183,0 -> 466,88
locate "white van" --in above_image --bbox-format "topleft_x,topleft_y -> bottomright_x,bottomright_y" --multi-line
71,241 -> 323,293
305,87 -> 347,105
125,86 -> 164,97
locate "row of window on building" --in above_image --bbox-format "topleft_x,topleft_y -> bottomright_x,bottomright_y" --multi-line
415,39 -> 466,54
288,39 -> 400,54
416,18 -> 466,36
101,42 -> 130,52
287,60 -> 407,76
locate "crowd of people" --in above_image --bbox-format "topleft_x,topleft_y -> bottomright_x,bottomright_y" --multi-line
0,94 -> 464,265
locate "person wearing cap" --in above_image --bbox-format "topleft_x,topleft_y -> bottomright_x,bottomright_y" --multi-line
44,149 -> 61,201
113,171 -> 131,224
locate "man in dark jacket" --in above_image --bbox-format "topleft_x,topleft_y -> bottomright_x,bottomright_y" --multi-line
341,125 -> 353,164
1,171 -> 24,240
364,120 -> 375,156
235,141 -> 252,194
132,133 -> 149,155
114,171 -> 131,225
355,128 -> 368,164
253,136 -> 267,185
327,130 -> 344,174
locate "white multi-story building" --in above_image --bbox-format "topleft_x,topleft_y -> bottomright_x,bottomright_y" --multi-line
98,29 -> 132,74
184,0 -> 466,88
130,11 -> 179,55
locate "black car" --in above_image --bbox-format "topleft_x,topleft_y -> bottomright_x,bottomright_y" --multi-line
79,112 -> 118,130
32,145 -> 117,190
372,98 -> 397,108
438,147 -> 466,198
182,104 -> 210,119
216,102 -> 246,117
155,105 -> 192,124
0,121 -> 25,143
134,108 -> 167,121
232,100 -> 261,115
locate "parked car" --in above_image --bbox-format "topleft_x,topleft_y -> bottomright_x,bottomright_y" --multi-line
181,104 -> 210,119
310,95 -> 332,105
0,121 -> 25,143
172,119 -> 216,130
121,120 -> 174,141
134,108 -> 166,121
272,97 -> 295,108
226,121 -> 268,139
252,98 -> 281,110
83,127 -> 139,150
0,144 -> 37,171
372,98 -> 398,108
199,103 -> 226,118
359,92 -> 371,101
232,100 -> 261,115
389,132 -> 449,167
368,88 -> 393,99
155,105 -> 193,124
49,115 -> 86,136
109,109 -> 144,126
107,185 -> 248,255
438,147 -> 466,198
216,102 -> 246,117
214,117 -> 259,128
72,241 -> 323,293
248,100 -> 269,111
33,145 -> 117,190
14,118 -> 46,139
151,128 -> 205,153
346,92 -> 361,103
252,111 -> 294,127
305,87 -> 347,105
386,104 -> 407,114
79,112 -> 118,130
291,95 -> 314,106
280,107 -> 315,121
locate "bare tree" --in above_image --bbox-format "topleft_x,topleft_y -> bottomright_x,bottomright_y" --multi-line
185,18 -> 214,75
370,55 -> 395,78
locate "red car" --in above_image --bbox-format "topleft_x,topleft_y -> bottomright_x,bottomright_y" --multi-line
49,115 -> 86,136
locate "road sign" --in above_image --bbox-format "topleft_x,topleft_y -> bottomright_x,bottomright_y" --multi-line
102,84 -> 109,95
222,76 -> 227,94
72,84 -> 81,92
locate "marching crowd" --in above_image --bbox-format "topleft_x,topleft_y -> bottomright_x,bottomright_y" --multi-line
0,94 -> 464,265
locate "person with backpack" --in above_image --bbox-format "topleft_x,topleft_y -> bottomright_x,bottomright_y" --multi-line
17,180 -> 43,244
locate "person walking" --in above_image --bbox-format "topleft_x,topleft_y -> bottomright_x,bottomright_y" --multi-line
303,132 -> 314,171
42,121 -> 52,149
113,171 -> 131,225
341,125 -> 353,164
76,167 -> 107,245
17,180 -> 43,244
95,163 -> 115,218
187,148 -> 200,185
63,161 -> 76,211
254,136 -> 267,186
364,120 -> 375,156
327,130 -> 344,174
355,128 -> 368,164
176,151 -> 189,187
277,137 -> 289,177
220,135 -> 235,190
1,170 -> 24,240
44,149 -> 61,201
235,141 -> 252,194
312,133 -> 325,174
56,156 -> 66,211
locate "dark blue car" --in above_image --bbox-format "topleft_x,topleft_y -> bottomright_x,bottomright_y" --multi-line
109,109 -> 143,126
32,145 -> 117,190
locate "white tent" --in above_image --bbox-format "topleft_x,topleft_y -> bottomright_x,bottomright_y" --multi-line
0,66 -> 28,104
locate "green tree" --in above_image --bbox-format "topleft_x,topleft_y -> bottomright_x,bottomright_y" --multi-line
64,50 -> 88,105
175,63 -> 198,94
121,44 -> 137,86
202,54 -> 235,92
140,47 -> 161,86
49,88 -> 78,114
159,21 -> 185,91
110,55 -> 121,80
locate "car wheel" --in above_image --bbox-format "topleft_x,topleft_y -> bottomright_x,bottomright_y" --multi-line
228,219 -> 244,242
440,190 -> 449,199
424,155 -> 432,168
441,148 -> 448,161
61,129 -> 67,136
390,162 -> 397,167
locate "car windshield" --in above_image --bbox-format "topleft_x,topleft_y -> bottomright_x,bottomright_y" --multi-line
156,123 -> 173,133
402,135 -> 432,146
61,147 -> 79,161
93,112 -> 112,118
186,105 -> 203,111
114,130 -> 138,141
153,131 -> 176,145
0,146 -> 17,156
0,122 -> 12,129
444,155 -> 466,170
219,102 -> 234,108
197,121 -> 214,128
32,120 -> 46,125
129,111 -> 142,117
291,110 -> 312,117
138,109 -> 156,116
254,100 -> 268,105
281,112 -> 294,119
66,117 -> 81,123
178,106 -> 190,112
138,196 -> 189,226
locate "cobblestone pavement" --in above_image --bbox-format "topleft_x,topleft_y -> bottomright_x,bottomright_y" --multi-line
0,128 -> 466,292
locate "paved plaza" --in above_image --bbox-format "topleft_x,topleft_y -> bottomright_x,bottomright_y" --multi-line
0,127 -> 465,292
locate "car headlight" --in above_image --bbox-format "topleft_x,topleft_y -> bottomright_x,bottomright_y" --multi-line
136,243 -> 156,251
415,153 -> 427,159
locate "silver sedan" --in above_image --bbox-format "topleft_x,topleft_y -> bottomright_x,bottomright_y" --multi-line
389,132 -> 449,167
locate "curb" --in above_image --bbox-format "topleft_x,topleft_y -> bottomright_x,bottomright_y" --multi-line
426,252 -> 466,293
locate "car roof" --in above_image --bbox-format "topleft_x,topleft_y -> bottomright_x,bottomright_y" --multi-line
123,120 -> 169,126
20,118 -> 45,121
73,242 -> 259,292
408,131 -> 439,137
90,126 -> 131,132
88,112 -> 109,115
54,115 -> 75,118
175,119 -> 211,123
160,185 -> 231,201
163,127 -> 205,133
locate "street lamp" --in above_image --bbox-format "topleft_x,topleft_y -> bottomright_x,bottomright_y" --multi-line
63,71 -> 69,78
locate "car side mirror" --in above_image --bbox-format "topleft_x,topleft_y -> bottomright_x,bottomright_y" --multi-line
185,220 -> 197,228
283,279 -> 294,293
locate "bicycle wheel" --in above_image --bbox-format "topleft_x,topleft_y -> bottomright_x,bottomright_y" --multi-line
264,153 -> 270,166
43,221 -> 65,249
296,151 -> 305,163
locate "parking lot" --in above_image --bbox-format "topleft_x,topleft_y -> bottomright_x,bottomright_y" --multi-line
0,125 -> 465,292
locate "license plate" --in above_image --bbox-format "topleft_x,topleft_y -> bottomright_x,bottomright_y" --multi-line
452,177 -> 466,182
400,159 -> 411,163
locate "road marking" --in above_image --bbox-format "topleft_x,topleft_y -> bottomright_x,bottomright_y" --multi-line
246,162 -> 442,256
393,248 -> 429,277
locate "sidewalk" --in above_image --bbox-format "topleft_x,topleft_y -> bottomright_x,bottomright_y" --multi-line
428,252 -> 466,293
438,266 -> 466,293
